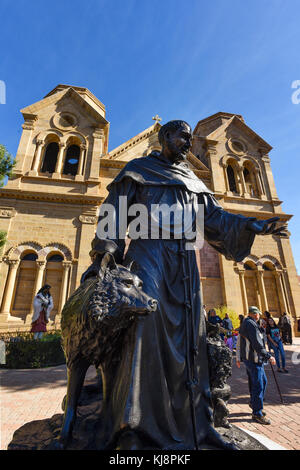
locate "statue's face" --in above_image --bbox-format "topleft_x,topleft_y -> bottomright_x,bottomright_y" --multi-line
163,124 -> 192,163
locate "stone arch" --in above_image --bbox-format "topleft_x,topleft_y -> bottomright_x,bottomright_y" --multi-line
8,242 -> 43,320
258,255 -> 281,269
42,242 -> 73,261
242,159 -> 260,197
259,255 -> 282,318
244,254 -> 259,265
220,153 -> 241,167
61,131 -> 86,146
6,241 -> 43,260
220,154 -> 240,194
42,243 -> 72,319
242,157 -> 264,197
40,135 -> 60,173
242,256 -> 260,308
36,129 -> 63,142
244,260 -> 257,271
241,156 -> 260,170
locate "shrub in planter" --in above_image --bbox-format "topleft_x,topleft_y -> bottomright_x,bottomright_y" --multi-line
0,330 -> 66,369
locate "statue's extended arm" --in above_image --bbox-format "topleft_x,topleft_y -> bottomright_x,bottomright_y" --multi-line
200,193 -> 288,263
246,217 -> 288,237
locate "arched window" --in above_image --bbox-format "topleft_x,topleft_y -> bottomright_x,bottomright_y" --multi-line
12,252 -> 37,320
243,164 -> 258,197
263,263 -> 273,271
47,254 -> 64,262
41,142 -> 59,173
63,145 -> 80,176
243,261 -> 259,310
262,262 -> 280,317
226,164 -> 237,193
22,253 -> 38,261
244,262 -> 254,270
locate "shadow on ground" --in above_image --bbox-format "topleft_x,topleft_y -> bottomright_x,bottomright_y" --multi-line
228,349 -> 300,407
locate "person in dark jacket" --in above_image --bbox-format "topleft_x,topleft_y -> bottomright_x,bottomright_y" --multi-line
207,309 -> 222,326
222,313 -> 233,331
236,306 -> 276,425
279,312 -> 293,345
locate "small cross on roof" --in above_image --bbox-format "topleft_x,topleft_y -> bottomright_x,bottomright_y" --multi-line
152,114 -> 162,124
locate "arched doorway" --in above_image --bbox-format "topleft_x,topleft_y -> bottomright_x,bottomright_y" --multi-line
263,262 -> 281,319
44,253 -> 64,320
12,252 -> 37,321
244,261 -> 260,309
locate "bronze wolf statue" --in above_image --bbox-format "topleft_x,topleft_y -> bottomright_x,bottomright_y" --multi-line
55,253 -> 157,449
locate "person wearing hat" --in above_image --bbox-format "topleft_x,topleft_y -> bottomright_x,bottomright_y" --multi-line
236,305 -> 276,425
31,284 -> 53,340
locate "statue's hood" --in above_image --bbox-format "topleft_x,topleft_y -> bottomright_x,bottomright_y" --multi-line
107,151 -> 213,194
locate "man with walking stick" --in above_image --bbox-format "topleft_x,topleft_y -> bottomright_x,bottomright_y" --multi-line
236,306 -> 276,425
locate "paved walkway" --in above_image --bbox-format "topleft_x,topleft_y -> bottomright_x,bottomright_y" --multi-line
228,338 -> 300,450
1,340 -> 299,450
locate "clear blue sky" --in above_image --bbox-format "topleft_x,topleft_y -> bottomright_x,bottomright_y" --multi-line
0,0 -> 300,271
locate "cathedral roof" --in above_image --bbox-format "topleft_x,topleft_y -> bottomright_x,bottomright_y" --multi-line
194,112 -> 272,152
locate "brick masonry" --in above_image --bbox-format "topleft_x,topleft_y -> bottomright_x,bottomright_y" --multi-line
1,340 -> 299,450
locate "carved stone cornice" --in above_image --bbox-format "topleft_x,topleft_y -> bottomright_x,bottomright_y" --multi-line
79,215 -> 97,224
36,260 -> 46,269
92,128 -> 104,139
62,261 -> 72,269
7,259 -> 19,267
0,188 -> 104,206
22,118 -> 37,130
0,207 -> 16,218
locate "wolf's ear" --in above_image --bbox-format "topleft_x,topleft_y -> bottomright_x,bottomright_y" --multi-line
123,259 -> 137,272
100,252 -> 117,273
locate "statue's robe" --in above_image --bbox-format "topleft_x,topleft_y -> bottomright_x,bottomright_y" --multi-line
93,152 -> 256,450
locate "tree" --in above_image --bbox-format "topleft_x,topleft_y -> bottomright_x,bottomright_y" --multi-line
215,305 -> 240,329
0,144 -> 15,187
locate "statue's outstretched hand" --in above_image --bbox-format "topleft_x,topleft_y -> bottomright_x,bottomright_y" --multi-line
247,217 -> 288,237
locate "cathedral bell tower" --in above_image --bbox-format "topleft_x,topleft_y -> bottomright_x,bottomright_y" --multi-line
0,85 -> 109,330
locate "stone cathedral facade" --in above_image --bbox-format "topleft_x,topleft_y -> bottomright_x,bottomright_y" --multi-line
0,84 -> 299,335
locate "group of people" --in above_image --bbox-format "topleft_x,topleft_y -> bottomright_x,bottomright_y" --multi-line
205,303 -> 293,425
238,310 -> 291,373
236,307 -> 292,425
204,306 -> 237,349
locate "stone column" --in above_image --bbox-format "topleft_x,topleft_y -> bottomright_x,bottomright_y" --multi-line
76,213 -> 98,286
273,270 -> 289,313
25,260 -> 46,323
57,261 -> 72,317
238,269 -> 248,314
13,118 -> 36,176
237,165 -> 247,196
88,128 -> 103,181
31,140 -> 44,172
222,163 -> 230,192
281,268 -> 292,313
261,155 -> 279,200
0,260 -> 20,321
254,168 -> 264,197
256,268 -> 268,313
75,144 -> 86,181
53,143 -> 66,176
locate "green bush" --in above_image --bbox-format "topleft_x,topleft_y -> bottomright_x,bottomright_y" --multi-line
215,305 -> 240,330
0,330 -> 66,369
